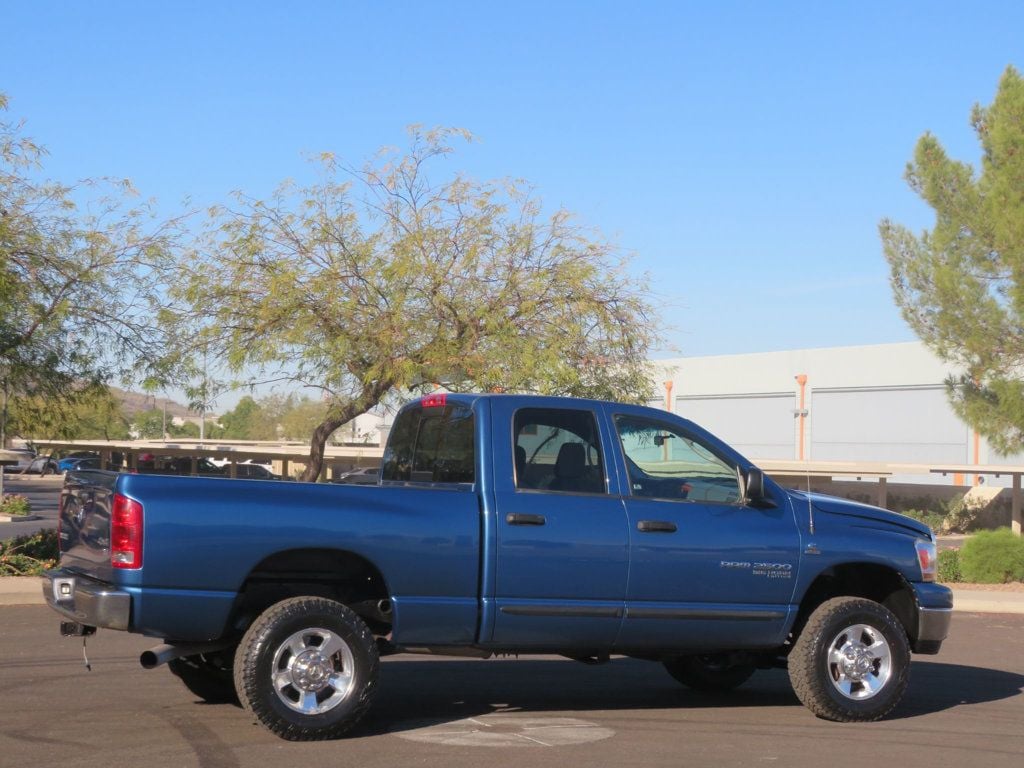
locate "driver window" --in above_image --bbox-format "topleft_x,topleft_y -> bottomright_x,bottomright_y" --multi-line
615,415 -> 740,504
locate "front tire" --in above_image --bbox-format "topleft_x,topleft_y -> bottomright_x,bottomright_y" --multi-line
663,653 -> 756,691
789,597 -> 910,722
233,596 -> 379,741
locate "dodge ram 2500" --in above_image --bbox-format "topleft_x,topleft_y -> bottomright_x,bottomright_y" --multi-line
44,393 -> 952,740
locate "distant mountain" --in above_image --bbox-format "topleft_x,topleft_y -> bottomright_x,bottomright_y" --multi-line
111,387 -> 210,420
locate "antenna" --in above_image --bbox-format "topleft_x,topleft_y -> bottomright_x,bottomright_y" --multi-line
794,374 -> 814,535
807,471 -> 815,534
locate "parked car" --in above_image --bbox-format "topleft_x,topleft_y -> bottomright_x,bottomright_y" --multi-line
58,452 -> 100,473
332,466 -> 380,485
5,448 -> 36,471
61,457 -> 103,472
137,456 -> 225,476
232,463 -> 281,481
21,455 -> 59,475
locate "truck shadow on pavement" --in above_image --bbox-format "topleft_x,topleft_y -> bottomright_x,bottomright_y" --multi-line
350,657 -> 1024,736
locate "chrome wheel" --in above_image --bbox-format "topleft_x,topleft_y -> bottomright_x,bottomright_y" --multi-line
271,627 -> 356,715
826,622 -> 892,700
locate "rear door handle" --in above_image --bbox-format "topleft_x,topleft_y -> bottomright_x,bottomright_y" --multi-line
637,520 -> 677,533
506,513 -> 546,526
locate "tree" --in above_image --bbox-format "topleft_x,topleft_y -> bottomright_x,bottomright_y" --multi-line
218,395 -> 265,439
278,397 -> 328,441
10,386 -> 130,441
167,128 -> 659,480
0,93 -> 179,446
132,409 -> 167,440
881,65 -> 1024,454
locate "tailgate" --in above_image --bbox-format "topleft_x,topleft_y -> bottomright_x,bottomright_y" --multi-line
58,469 -> 119,581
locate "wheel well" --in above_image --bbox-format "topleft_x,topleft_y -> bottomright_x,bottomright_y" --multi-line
227,549 -> 392,637
791,564 -> 916,647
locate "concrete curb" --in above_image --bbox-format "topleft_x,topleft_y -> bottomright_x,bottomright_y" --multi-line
0,577 -> 44,606
1,578 -> 1023,614
0,514 -> 41,523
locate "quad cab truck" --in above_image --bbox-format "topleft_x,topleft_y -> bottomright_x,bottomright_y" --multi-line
44,393 -> 952,740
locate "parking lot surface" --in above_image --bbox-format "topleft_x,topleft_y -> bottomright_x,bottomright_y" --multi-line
1,606 -> 1022,768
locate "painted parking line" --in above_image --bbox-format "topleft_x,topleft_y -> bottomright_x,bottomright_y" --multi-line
391,713 -> 615,748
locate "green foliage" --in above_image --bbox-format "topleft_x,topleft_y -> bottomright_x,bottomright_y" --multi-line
941,493 -> 985,533
219,396 -> 267,439
881,66 -> 1024,454
11,386 -> 131,440
900,508 -> 946,532
0,493 -> 31,516
0,528 -> 58,575
959,528 -> 1024,583
164,127 -> 660,480
131,409 -> 220,440
278,397 -> 328,441
1,93 -> 180,445
132,409 -> 168,439
937,549 -> 962,583
899,494 -> 981,533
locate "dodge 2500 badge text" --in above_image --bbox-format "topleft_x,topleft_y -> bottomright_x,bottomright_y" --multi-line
44,394 -> 952,740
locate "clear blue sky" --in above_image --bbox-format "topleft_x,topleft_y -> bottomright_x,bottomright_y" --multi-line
4,1 -> 1023,370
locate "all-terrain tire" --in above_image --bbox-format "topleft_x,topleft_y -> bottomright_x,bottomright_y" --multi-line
663,653 -> 756,691
789,596 -> 910,722
233,596 -> 379,741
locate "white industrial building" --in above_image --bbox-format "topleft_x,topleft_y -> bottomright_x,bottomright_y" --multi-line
649,341 -> 1017,477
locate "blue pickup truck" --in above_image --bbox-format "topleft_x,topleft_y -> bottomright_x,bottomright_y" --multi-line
44,393 -> 952,740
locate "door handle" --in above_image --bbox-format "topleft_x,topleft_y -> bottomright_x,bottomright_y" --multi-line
637,520 -> 677,533
506,513 -> 546,526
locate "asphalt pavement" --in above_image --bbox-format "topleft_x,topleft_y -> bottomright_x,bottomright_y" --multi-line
0,605 -> 1022,768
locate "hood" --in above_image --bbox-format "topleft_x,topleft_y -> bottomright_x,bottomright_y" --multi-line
788,490 -> 932,539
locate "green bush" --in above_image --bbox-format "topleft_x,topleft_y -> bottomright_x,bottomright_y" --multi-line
937,549 -> 962,583
901,508 -> 946,532
959,529 -> 1024,583
0,494 -> 31,516
0,528 -> 58,576
942,494 -> 985,534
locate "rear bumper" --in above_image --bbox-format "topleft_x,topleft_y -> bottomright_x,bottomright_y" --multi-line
41,569 -> 131,631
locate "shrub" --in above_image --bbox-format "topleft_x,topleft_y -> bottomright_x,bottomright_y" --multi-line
937,549 -> 962,583
0,528 -> 58,576
942,494 -> 986,534
901,508 -> 946,532
959,529 -> 1024,583
0,494 -> 31,516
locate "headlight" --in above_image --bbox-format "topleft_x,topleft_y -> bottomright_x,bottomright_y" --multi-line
915,539 -> 937,582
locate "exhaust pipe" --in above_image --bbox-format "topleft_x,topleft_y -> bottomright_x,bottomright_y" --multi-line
140,641 -> 233,670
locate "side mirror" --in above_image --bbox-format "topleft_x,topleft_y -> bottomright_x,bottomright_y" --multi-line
745,467 -> 776,509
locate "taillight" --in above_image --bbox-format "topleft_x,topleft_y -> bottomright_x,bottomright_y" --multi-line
422,393 -> 447,408
111,493 -> 143,569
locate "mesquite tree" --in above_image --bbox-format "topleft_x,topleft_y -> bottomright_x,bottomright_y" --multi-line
169,128 -> 659,480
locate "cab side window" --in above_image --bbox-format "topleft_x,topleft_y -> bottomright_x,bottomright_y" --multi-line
514,408 -> 606,495
615,414 -> 740,504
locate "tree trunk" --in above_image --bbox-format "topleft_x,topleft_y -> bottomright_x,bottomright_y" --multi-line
299,379 -> 394,482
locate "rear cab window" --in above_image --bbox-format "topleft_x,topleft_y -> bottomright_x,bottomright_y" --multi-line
381,398 -> 475,485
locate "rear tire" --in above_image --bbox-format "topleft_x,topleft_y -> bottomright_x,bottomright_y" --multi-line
168,651 -> 238,704
789,597 -> 910,722
233,596 -> 379,741
663,653 -> 756,691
